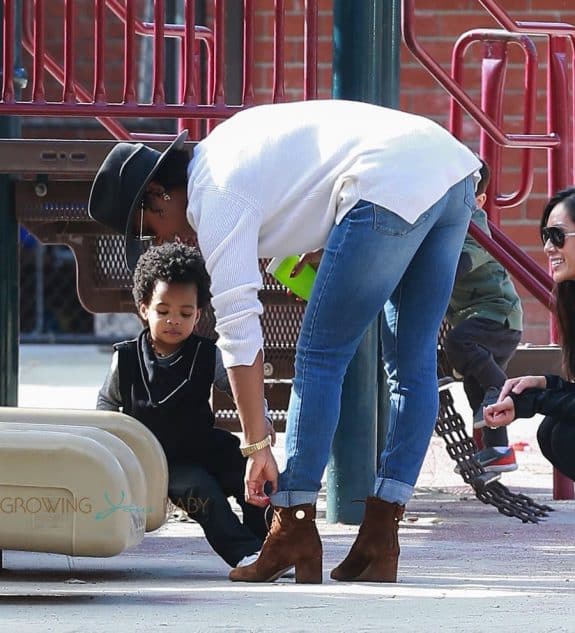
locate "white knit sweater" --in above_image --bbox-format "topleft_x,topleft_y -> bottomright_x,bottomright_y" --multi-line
186,100 -> 481,368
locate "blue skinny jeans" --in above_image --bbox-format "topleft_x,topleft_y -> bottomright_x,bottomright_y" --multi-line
271,175 -> 475,507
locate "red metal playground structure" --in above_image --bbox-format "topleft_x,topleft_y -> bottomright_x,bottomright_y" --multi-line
0,0 -> 574,504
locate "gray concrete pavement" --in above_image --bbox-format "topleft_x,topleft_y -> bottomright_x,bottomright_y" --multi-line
0,344 -> 573,633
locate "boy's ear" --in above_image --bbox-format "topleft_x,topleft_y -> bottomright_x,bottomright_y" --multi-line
138,303 -> 149,322
475,192 -> 487,209
194,308 -> 202,328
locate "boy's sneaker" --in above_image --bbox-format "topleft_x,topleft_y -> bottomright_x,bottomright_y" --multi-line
236,552 -> 260,567
236,552 -> 295,578
473,386 -> 502,429
454,446 -> 518,474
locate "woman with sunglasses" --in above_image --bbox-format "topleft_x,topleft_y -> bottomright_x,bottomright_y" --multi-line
484,187 -> 575,481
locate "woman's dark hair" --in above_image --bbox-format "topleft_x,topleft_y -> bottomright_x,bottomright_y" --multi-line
153,148 -> 190,191
132,241 -> 211,310
541,187 -> 575,379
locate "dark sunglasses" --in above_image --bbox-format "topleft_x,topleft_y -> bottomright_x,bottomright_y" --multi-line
541,226 -> 575,248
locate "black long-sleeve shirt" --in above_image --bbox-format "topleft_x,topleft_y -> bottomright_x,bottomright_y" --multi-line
509,374 -> 575,422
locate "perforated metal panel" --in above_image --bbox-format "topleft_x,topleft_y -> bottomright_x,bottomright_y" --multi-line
16,180 -> 304,426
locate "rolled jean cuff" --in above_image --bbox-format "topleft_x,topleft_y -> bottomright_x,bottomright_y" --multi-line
270,490 -> 318,507
373,477 -> 413,505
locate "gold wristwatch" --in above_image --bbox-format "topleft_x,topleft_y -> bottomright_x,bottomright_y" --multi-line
240,435 -> 272,457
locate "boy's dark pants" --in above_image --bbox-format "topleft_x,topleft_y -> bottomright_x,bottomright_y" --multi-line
444,317 -> 522,448
168,462 -> 268,567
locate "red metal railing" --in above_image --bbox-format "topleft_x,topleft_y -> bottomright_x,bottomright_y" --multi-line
403,0 -> 574,308
1,0 -> 319,140
404,0 -> 574,499
449,29 -> 554,310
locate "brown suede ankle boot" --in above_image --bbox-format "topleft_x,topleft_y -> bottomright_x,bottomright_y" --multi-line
229,504 -> 322,583
330,497 -> 404,582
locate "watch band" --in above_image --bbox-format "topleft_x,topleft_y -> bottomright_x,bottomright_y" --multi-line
240,434 -> 272,457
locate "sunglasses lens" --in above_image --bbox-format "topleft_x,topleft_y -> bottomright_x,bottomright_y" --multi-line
542,227 -> 564,248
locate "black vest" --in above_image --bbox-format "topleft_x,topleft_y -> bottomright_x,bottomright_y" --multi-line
115,330 -> 242,472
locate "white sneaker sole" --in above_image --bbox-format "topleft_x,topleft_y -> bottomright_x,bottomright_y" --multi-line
483,463 -> 518,473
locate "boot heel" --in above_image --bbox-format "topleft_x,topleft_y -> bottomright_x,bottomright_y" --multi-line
330,498 -> 404,583
295,556 -> 323,584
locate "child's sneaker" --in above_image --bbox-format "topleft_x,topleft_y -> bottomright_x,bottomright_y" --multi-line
236,552 -> 260,567
473,386 -> 502,429
454,446 -> 518,474
237,552 -> 295,578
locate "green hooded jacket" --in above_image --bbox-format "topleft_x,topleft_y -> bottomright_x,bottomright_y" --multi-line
447,206 -> 523,331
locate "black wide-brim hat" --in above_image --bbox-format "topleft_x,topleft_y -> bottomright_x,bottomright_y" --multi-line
88,129 -> 189,270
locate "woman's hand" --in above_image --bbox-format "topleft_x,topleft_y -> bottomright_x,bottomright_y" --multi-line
483,395 -> 516,427
498,375 -> 546,401
245,446 -> 279,507
285,250 -> 323,302
291,249 -> 324,277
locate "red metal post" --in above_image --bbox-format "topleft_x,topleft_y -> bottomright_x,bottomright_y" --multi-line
152,0 -> 166,105
123,0 -> 136,104
63,0 -> 76,103
179,0 -> 201,140
206,0 -> 225,134
182,0 -> 196,104
2,0 -> 14,102
479,39 -> 507,227
273,0 -> 285,103
304,0 -> 318,100
212,0 -> 225,105
31,0 -> 45,102
93,0 -> 107,103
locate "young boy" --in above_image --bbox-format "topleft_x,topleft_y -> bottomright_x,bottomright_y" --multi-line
445,158 -> 523,473
97,241 -> 273,567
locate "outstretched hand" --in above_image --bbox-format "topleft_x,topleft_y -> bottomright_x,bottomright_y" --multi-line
498,375 -> 546,401
483,395 -> 516,428
485,374 -> 547,428
244,446 -> 279,507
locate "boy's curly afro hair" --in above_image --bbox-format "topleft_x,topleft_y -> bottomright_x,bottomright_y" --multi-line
132,242 -> 211,309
